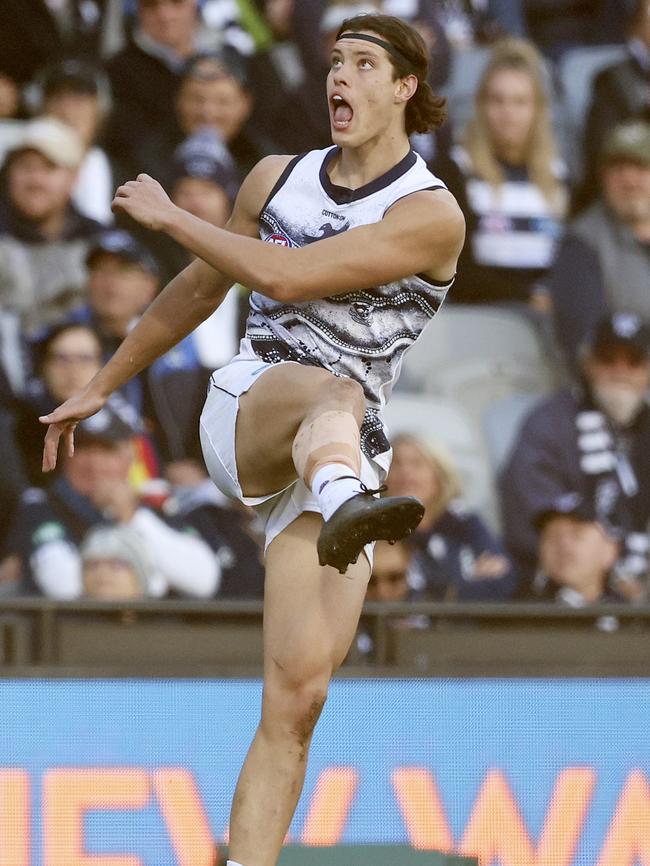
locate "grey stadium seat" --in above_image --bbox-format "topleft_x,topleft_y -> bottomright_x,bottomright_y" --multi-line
382,392 -> 498,528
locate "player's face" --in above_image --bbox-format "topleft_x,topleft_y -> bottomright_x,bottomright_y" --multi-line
327,35 -> 403,147
482,68 -> 536,159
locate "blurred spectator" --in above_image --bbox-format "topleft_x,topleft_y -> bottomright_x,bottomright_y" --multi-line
71,229 -> 212,465
547,121 -> 650,367
0,73 -> 21,120
435,0 -> 526,49
366,538 -> 412,602
532,493 -> 632,606
387,434 -> 517,600
104,0 -> 221,181
3,405 -> 219,599
14,323 -> 105,486
80,523 -> 156,599
175,52 -> 275,180
0,116 -> 102,335
579,0 -> 650,209
31,58 -> 114,224
158,131 -> 242,367
164,459 -> 265,598
0,0 -> 106,88
500,312 -> 650,596
525,0 -> 630,59
435,38 -> 567,306
354,538 -> 427,663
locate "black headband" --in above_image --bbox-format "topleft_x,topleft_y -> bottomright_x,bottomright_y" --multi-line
336,32 -> 413,71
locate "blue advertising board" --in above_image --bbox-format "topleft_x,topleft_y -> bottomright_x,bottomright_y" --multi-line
2,679 -> 649,866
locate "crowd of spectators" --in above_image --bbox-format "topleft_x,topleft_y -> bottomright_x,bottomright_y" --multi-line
0,0 -> 648,637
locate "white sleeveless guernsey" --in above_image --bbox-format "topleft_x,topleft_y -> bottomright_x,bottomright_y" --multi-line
241,145 -> 453,462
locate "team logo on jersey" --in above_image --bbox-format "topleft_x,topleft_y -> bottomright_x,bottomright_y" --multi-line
303,221 -> 350,242
267,232 -> 292,247
349,301 -> 376,325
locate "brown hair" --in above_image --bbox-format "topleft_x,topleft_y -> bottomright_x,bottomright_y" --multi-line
336,13 -> 446,135
464,38 -> 566,212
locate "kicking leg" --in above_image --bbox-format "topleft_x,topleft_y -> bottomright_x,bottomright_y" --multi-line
235,364 -> 424,573
227,512 -> 370,866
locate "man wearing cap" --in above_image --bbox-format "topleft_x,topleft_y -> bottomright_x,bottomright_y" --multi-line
546,120 -> 650,369
500,311 -> 650,597
580,0 -> 650,206
532,492 -> 628,607
71,229 -> 211,466
0,116 -> 103,335
3,402 -> 219,600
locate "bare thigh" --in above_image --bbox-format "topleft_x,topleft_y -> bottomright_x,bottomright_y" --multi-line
263,511 -> 370,688
235,363 -> 364,498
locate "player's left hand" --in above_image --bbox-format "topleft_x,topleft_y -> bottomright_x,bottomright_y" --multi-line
111,173 -> 177,232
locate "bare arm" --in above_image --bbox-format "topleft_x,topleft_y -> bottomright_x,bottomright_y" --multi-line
115,176 -> 465,302
40,154 -> 293,470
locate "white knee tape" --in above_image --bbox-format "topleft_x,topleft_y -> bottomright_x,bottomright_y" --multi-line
292,410 -> 361,485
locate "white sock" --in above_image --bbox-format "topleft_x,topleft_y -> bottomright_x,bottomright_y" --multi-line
226,861 -> 245,866
311,462 -> 363,521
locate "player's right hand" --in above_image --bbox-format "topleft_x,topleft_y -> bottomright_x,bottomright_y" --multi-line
39,389 -> 107,473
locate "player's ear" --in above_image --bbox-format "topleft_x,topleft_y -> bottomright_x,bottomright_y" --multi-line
395,73 -> 418,105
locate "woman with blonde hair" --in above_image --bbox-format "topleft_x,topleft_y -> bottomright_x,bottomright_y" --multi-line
387,433 -> 517,600
435,37 -> 568,306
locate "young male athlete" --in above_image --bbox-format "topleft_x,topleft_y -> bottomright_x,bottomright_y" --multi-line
40,14 -> 464,866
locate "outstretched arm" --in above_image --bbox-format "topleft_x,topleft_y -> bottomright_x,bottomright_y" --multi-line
40,154 -> 293,471
114,175 -> 465,300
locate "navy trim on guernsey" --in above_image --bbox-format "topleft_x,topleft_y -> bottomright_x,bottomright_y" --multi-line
320,147 -> 418,205
258,152 -> 308,219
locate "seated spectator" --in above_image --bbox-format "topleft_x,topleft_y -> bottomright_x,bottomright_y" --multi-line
164,459 -> 265,598
532,493 -> 632,606
435,38 -> 568,306
105,0 -> 221,181
71,229 -> 211,466
580,0 -> 650,207
3,405 -> 219,599
0,116 -> 102,335
14,323 -> 105,486
547,121 -> 650,368
0,0 -> 106,90
387,434 -> 517,600
500,311 -> 650,596
149,127 -> 239,281
80,524 -> 155,600
32,58 -> 114,224
354,538 -> 427,663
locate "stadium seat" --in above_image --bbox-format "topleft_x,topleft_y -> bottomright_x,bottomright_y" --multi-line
382,392 -> 498,527
396,305 -> 560,429
483,391 -> 546,474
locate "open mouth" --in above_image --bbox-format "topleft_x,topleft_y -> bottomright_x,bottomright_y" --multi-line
330,94 -> 353,130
